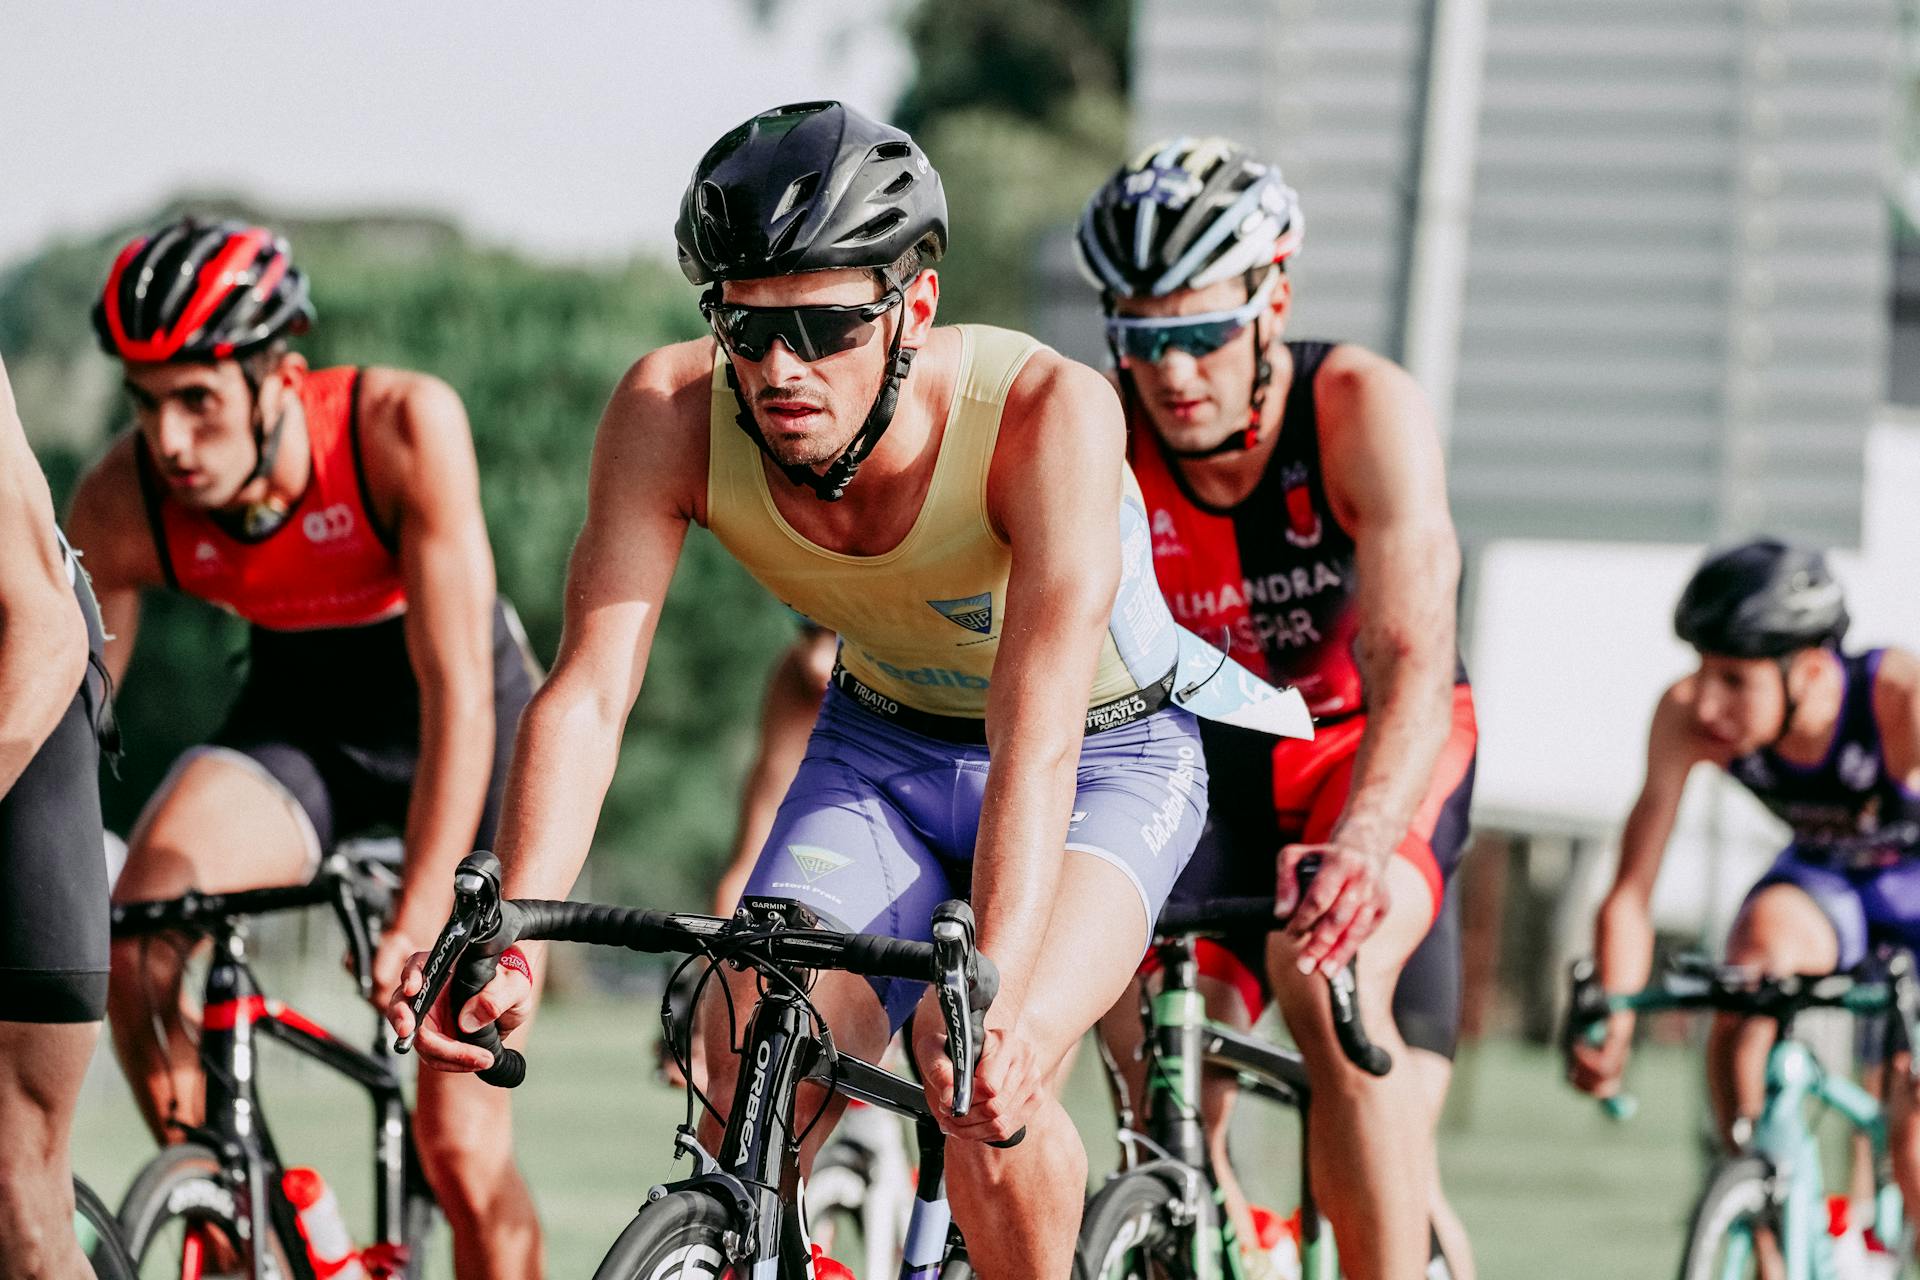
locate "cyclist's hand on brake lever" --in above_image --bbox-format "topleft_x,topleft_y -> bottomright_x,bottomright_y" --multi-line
910,989 -> 1041,1144
367,927 -> 420,1010
386,950 -> 531,1073
1275,840 -> 1389,977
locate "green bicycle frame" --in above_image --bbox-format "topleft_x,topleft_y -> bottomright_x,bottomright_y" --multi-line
1138,950 -> 1339,1280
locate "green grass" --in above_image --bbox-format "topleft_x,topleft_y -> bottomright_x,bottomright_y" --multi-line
75,994 -> 1717,1278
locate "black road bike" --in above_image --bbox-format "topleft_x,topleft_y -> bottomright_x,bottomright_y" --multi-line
111,852 -> 439,1280
401,850 -> 1015,1280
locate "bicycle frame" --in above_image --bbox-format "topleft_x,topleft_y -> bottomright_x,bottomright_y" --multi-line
1117,935 -> 1336,1280
190,919 -> 423,1280
656,982 -> 959,1279
1742,1037 -> 1897,1280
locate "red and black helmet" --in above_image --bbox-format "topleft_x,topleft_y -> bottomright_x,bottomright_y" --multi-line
92,217 -> 313,363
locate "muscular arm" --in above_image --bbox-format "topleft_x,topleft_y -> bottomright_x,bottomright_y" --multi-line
1595,685 -> 1706,996
712,629 -> 835,915
1279,350 -> 1461,968
0,354 -> 88,798
1317,348 -> 1460,872
492,346 -> 709,904
1871,648 -> 1920,791
976,356 -> 1129,1019
1570,682 -> 1708,1093
63,436 -> 158,688
368,373 -> 502,939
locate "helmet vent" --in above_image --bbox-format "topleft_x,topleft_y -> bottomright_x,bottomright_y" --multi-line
877,171 -> 915,197
839,208 -> 906,245
768,217 -> 806,261
771,172 -> 822,223
871,141 -> 912,160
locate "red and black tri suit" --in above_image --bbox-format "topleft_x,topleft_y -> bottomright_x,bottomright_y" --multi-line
1129,340 -> 1478,1057
134,367 -> 536,856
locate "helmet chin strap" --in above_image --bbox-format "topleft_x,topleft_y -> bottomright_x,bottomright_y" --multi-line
724,318 -> 916,503
217,364 -> 296,539
1767,653 -> 1803,751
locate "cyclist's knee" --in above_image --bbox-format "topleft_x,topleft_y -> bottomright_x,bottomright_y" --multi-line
1726,885 -> 1840,974
414,1115 -> 515,1214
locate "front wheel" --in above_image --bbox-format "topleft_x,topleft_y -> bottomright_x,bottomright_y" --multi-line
117,1143 -> 295,1280
592,1189 -> 743,1280
1676,1156 -> 1775,1280
75,1177 -> 135,1279
1074,1168 -> 1212,1280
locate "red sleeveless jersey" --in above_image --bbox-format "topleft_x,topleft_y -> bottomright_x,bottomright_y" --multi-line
1128,343 -> 1367,718
137,367 -> 407,632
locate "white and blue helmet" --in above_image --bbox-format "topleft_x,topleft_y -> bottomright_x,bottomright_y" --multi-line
1076,137 -> 1302,299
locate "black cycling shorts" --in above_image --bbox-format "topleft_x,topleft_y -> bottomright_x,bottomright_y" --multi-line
0,557 -> 112,1023
160,600 -> 537,857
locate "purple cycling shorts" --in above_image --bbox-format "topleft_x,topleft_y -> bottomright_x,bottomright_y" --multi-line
742,687 -> 1209,1030
1746,846 -> 1920,971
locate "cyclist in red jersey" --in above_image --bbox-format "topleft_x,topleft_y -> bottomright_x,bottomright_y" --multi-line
66,219 -> 542,1279
1078,140 -> 1478,1280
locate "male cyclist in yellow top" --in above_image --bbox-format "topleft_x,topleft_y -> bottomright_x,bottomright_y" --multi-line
392,100 -> 1306,1279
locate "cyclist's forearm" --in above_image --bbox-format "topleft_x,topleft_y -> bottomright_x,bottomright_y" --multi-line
493,674 -> 628,903
1595,887 -> 1657,997
970,733 -> 1081,1019
1328,640 -> 1452,856
395,686 -> 494,929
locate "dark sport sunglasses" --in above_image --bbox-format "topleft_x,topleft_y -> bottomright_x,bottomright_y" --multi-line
1106,275 -> 1276,365
702,292 -> 902,362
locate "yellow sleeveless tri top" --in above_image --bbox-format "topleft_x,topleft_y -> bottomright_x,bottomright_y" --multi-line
706,323 -> 1180,717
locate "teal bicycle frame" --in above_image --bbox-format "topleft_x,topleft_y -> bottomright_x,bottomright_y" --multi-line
1575,963 -> 1910,1280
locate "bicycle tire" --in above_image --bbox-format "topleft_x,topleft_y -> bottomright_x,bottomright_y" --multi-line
1676,1156 -> 1773,1280
591,1189 -> 742,1280
76,1177 -> 136,1280
804,1160 -> 874,1278
1074,1168 -> 1209,1280
117,1143 -> 296,1280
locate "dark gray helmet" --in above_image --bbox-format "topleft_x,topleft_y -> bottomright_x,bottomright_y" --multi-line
1674,538 -> 1850,658
676,100 -> 947,286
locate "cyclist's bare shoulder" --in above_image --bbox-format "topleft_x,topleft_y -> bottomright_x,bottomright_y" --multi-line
989,344 -> 1124,534
591,337 -> 716,525
64,431 -> 164,592
1871,647 -> 1920,784
1651,675 -> 1726,770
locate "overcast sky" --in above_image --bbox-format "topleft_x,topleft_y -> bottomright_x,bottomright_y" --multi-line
0,1 -> 911,271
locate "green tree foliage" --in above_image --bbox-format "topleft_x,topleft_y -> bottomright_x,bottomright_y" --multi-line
2,204 -> 798,909
891,0 -> 1128,137
890,0 -> 1131,330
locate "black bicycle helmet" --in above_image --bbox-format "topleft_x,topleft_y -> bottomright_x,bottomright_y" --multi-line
93,217 -> 314,499
1076,138 -> 1301,459
676,102 -> 947,502
1674,538 -> 1850,659
676,100 -> 947,287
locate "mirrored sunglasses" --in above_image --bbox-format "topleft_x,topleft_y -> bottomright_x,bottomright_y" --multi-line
703,293 -> 901,362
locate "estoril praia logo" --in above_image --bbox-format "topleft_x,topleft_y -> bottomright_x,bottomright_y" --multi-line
927,592 -> 993,635
789,844 -> 852,883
